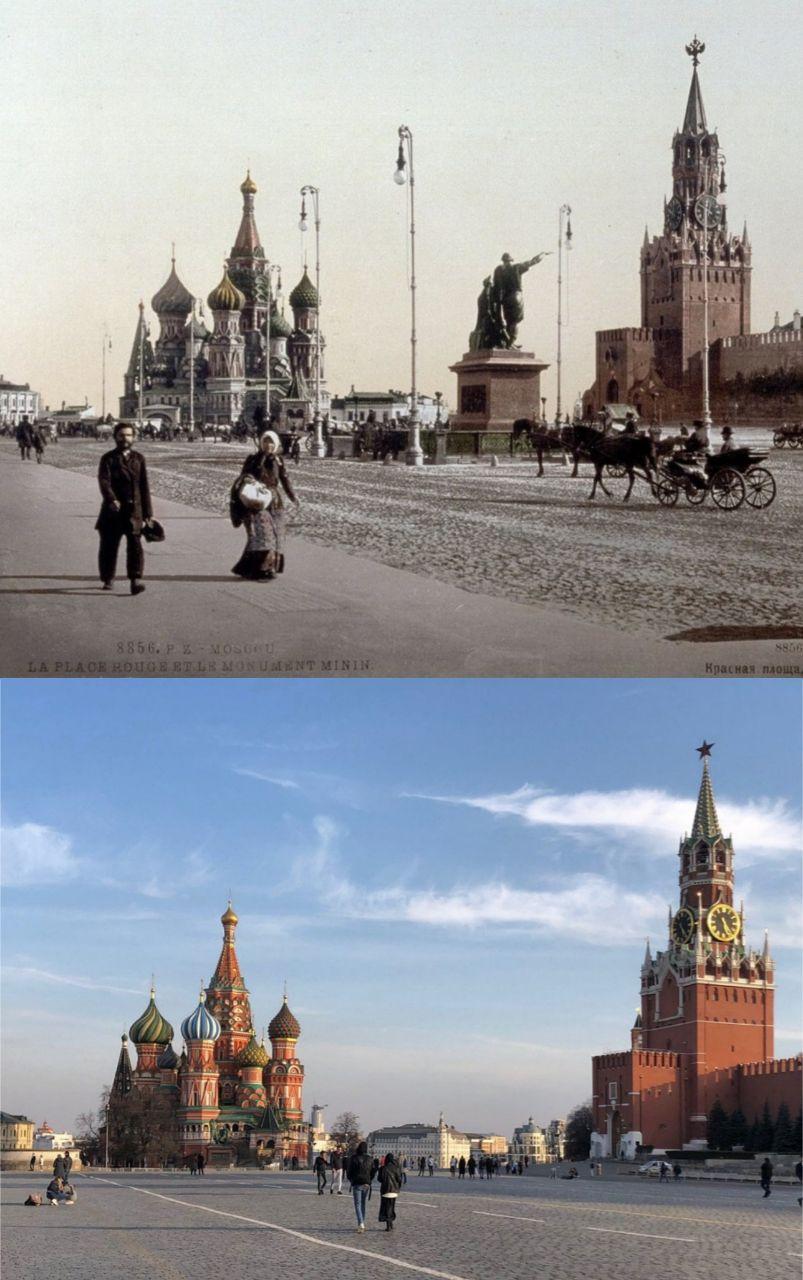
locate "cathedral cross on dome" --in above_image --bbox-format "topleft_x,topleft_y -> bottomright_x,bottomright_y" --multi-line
696,740 -> 714,759
685,36 -> 705,67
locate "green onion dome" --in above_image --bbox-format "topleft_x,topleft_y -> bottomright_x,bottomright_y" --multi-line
262,309 -> 293,339
268,995 -> 301,1040
288,269 -> 319,310
207,269 -> 246,313
157,1043 -> 179,1069
152,263 -> 194,315
129,989 -> 174,1045
237,1030 -> 269,1068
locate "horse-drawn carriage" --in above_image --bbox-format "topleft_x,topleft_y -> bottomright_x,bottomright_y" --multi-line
654,448 -> 776,510
772,423 -> 802,448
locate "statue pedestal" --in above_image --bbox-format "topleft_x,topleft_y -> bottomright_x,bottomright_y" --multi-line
449,349 -> 549,431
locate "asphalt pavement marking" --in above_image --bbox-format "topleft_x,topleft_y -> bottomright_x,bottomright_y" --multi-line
92,1178 -> 473,1280
474,1211 -> 546,1224
585,1227 -> 696,1242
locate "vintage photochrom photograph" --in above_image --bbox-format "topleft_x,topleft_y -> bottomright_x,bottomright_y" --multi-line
0,0 -> 800,677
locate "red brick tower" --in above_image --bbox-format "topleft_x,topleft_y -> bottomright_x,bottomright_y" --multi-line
639,743 -> 774,1143
640,38 -> 751,385
266,992 -> 308,1162
205,902 -> 253,1108
179,989 -> 221,1155
235,1030 -> 269,1113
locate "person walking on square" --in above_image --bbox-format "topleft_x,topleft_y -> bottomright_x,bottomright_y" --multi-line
330,1149 -> 343,1195
96,423 -> 156,595
347,1141 -> 373,1233
53,1153 -> 66,1180
29,1154 -> 36,1172
458,1155 -> 466,1179
32,424 -> 46,463
196,1152 -> 205,1176
450,1156 -> 457,1178
63,1152 -> 73,1180
230,430 -> 299,581
427,1156 -> 434,1176
418,1156 -> 426,1177
314,1152 -> 327,1194
760,1157 -> 773,1198
16,417 -> 33,460
467,1155 -> 476,1179
378,1153 -> 402,1231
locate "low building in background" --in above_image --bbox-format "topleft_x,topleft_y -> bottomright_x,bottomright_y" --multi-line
309,1103 -> 330,1155
511,1116 -> 548,1162
33,1121 -> 75,1151
0,378 -> 41,426
465,1132 -> 508,1157
367,1114 -> 470,1168
0,1112 -> 35,1151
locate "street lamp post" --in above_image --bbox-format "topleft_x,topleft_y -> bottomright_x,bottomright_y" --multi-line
435,391 -> 443,425
188,297 -> 196,438
137,300 -> 146,435
701,152 -> 726,439
393,125 -> 423,466
264,264 -> 281,431
299,186 -> 326,458
556,204 -> 572,426
101,327 -> 111,421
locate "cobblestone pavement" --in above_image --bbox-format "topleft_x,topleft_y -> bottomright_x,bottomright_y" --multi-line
2,1170 -> 800,1280
23,437 -> 803,641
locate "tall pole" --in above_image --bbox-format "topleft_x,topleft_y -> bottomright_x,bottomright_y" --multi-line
137,300 -> 145,433
263,264 -> 281,432
394,125 -> 423,466
188,297 -> 195,437
701,193 -> 711,435
300,187 -> 325,458
101,327 -> 109,421
556,204 -> 571,426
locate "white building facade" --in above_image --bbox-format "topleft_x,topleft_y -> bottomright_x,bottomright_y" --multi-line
0,379 -> 41,426
367,1115 -> 470,1168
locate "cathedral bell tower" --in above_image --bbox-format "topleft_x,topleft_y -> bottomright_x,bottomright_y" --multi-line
640,38 -> 751,385
205,902 -> 253,1107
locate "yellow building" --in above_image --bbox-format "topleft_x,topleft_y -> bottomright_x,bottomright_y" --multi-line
1,1112 -> 35,1150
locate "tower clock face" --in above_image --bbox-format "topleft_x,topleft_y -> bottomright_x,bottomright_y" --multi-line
694,194 -> 722,229
707,904 -> 740,942
671,907 -> 695,945
665,196 -> 683,233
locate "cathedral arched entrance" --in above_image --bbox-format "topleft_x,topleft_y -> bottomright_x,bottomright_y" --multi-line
607,1109 -> 622,1156
606,378 -> 619,401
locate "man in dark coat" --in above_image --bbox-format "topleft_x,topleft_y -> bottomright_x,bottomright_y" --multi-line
760,1157 -> 773,1198
16,417 -> 34,460
96,424 -> 154,594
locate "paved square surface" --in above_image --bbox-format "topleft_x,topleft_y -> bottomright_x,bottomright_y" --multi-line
3,1170 -> 800,1279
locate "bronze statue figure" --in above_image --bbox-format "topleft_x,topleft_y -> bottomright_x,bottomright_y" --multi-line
470,252 -> 549,351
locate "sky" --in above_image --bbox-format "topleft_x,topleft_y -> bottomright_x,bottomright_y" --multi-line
1,678 -> 800,1139
1,0 -> 801,419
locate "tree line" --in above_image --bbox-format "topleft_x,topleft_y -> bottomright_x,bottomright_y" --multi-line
706,1100 -> 801,1153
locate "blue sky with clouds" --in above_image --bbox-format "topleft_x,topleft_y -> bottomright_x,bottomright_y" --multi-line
2,679 -> 800,1138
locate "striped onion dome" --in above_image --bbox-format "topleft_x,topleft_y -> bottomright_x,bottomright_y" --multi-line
181,989 -> 221,1043
129,990 -> 174,1045
288,269 -> 319,310
268,995 -> 301,1040
157,1043 -> 179,1069
237,1030 -> 269,1068
207,269 -> 246,313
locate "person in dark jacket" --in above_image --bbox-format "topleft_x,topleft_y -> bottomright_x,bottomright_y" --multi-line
16,417 -> 33,460
96,424 -> 155,594
378,1153 -> 402,1231
346,1141 -> 373,1232
53,1154 -> 66,1179
760,1157 -> 773,1198
313,1152 -> 327,1194
467,1155 -> 476,1179
230,431 -> 299,581
458,1155 -> 466,1179
32,424 -> 46,463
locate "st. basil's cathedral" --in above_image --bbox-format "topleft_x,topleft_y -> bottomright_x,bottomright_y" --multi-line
119,172 -> 327,429
110,902 -> 308,1165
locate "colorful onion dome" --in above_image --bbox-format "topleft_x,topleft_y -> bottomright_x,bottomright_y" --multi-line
181,989 -> 221,1043
262,309 -> 293,339
129,989 -> 174,1045
237,1029 -> 269,1068
151,263 -> 194,315
221,900 -> 239,927
207,270 -> 246,313
268,995 -> 301,1040
157,1043 -> 179,1070
240,169 -> 258,195
288,269 -> 319,310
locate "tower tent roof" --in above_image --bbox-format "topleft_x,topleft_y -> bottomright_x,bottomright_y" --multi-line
231,174 -> 264,258
691,758 -> 722,841
682,66 -> 708,134
208,901 -> 248,992
111,1033 -> 133,1097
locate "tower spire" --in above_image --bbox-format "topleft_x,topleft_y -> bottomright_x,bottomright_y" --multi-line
691,743 -> 721,839
683,37 -> 708,133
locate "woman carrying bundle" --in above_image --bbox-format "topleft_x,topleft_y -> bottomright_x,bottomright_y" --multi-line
230,430 -> 300,581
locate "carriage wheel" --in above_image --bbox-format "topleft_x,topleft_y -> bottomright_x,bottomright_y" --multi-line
772,431 -> 786,448
302,432 -> 314,453
791,435 -> 802,450
605,463 -> 627,478
654,477 -> 679,506
710,467 -> 745,511
684,481 -> 707,505
744,466 -> 777,509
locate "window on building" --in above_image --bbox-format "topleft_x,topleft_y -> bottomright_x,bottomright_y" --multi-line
608,1082 -> 618,1102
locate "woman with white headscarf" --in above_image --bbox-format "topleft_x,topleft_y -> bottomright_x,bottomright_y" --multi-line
230,430 -> 300,580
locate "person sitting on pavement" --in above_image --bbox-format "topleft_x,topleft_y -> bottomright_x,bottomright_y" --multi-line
46,1177 -> 75,1205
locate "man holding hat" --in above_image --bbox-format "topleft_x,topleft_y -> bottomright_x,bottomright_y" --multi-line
96,423 -> 156,595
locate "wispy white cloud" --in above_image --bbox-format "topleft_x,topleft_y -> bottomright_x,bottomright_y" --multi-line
2,965 -> 143,996
1,823 -> 80,886
99,849 -> 213,899
287,821 -> 664,944
233,767 -> 301,790
404,784 -> 800,864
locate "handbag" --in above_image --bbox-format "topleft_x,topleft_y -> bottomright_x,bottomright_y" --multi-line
238,479 -> 273,511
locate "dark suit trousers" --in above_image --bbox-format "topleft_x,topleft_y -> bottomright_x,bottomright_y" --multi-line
98,514 -> 144,582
